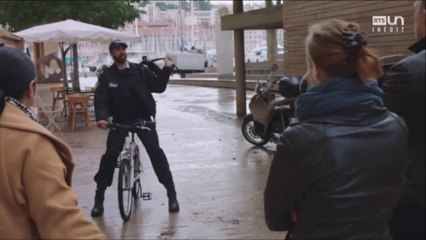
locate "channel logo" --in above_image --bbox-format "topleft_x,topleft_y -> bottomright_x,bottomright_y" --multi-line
372,16 -> 405,33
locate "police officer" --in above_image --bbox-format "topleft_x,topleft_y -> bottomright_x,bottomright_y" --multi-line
91,40 -> 179,217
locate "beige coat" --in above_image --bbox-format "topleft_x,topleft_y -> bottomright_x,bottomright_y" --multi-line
0,103 -> 105,239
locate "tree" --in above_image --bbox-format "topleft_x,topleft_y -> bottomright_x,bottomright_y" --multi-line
0,0 -> 144,90
0,1 -> 143,32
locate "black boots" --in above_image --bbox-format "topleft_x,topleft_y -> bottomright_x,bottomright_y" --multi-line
91,185 -> 178,215
91,187 -> 105,217
167,185 -> 180,213
168,196 -> 180,213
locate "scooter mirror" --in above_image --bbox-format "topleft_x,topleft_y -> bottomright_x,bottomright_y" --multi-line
278,76 -> 302,98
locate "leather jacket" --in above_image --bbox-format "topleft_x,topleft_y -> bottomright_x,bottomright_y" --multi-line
382,37 -> 425,208
265,98 -> 408,239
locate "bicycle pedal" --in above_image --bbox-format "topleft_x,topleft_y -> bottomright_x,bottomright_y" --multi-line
142,192 -> 152,200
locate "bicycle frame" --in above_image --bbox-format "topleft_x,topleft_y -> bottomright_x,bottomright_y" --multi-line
109,121 -> 153,221
118,132 -> 143,188
113,122 -> 152,179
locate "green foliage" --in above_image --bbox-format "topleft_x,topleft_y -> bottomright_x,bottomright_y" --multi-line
96,64 -> 110,78
0,0 -> 146,32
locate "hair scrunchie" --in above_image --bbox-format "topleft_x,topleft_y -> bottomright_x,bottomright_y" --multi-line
341,30 -> 368,54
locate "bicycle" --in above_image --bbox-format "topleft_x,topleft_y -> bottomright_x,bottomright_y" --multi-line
107,121 -> 154,222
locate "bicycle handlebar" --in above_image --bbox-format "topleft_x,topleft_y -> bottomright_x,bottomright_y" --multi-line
107,121 -> 155,132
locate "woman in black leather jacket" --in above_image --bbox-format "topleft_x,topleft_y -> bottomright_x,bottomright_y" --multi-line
264,19 -> 408,239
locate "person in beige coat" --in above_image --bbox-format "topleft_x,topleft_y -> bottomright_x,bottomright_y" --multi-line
0,47 -> 105,239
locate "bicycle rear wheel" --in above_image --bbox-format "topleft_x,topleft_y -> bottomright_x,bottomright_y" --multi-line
118,158 -> 133,222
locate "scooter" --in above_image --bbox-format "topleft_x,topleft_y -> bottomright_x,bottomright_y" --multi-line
241,65 -> 300,146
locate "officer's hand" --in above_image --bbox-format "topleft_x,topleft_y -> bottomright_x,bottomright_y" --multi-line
97,120 -> 109,130
164,56 -> 174,68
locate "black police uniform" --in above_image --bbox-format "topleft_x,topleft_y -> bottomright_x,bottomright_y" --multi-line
94,62 -> 175,193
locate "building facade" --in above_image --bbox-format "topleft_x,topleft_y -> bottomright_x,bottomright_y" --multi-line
138,0 -> 216,53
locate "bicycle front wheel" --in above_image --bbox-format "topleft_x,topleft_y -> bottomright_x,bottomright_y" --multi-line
118,158 -> 133,222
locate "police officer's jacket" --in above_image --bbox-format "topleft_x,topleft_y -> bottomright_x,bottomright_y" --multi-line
94,62 -> 172,124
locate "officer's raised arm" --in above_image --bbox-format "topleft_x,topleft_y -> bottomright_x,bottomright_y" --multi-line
143,57 -> 174,93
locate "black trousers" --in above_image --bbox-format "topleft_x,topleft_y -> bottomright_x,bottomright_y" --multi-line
389,203 -> 425,239
94,124 -> 174,190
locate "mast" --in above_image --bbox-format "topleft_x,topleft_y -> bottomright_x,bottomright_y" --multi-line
179,1 -> 184,52
191,0 -> 194,48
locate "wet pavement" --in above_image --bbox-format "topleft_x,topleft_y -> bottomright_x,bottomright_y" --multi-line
39,84 -> 286,239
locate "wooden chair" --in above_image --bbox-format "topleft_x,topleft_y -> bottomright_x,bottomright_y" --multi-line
66,93 -> 92,132
50,86 -> 66,111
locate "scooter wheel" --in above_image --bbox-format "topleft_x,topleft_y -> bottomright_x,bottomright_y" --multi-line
241,114 -> 269,146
